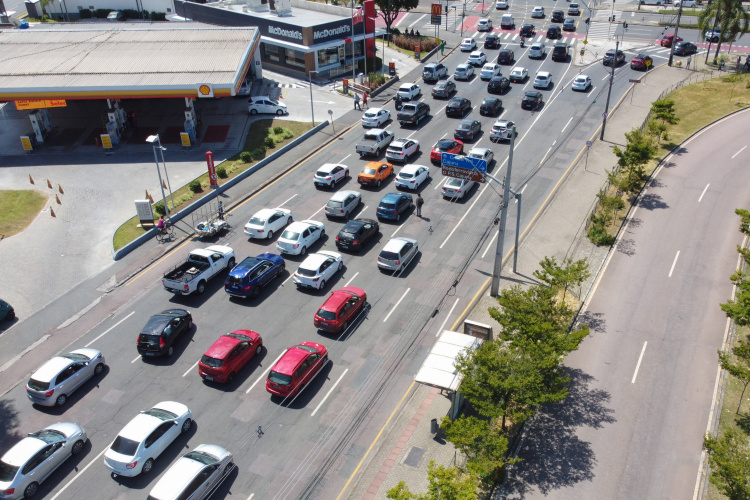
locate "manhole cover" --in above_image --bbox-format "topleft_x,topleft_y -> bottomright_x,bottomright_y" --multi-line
404,447 -> 425,467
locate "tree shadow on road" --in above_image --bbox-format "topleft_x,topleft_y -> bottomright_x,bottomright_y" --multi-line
637,192 -> 669,211
0,400 -> 20,455
577,310 -> 606,335
500,368 -> 616,499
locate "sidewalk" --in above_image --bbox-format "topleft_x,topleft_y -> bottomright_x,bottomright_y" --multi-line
343,60 -> 717,500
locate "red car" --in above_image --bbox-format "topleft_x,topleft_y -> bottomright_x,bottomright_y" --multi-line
658,34 -> 683,47
313,286 -> 368,333
630,53 -> 653,70
198,330 -> 263,383
430,139 -> 464,165
266,341 -> 328,397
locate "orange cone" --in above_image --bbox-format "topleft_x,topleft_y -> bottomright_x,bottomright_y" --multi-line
50,207 -> 56,217
47,179 -> 53,189
56,194 -> 61,204
148,193 -> 154,204
162,179 -> 167,190
58,184 -> 64,194
29,175 -> 34,184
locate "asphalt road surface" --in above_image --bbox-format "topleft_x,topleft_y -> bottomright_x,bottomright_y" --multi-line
0,4 -> 713,500
500,109 -> 750,499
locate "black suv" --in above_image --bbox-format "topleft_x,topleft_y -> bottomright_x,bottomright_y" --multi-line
520,24 -> 535,37
397,102 -> 431,126
603,49 -> 626,66
547,25 -> 561,38
487,76 -> 510,94
521,91 -> 543,111
137,309 -> 192,357
484,34 -> 500,49
551,9 -> 564,22
551,42 -> 569,62
497,49 -> 515,64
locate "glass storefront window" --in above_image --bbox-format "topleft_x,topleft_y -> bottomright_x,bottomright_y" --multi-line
343,40 -> 364,59
264,44 -> 281,63
318,47 -> 340,67
285,49 -> 306,68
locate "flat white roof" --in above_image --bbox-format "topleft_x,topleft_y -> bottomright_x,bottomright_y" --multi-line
211,1 -> 344,26
414,330 -> 484,392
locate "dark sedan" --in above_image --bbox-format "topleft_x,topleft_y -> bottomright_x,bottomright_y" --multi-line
446,97 -> 472,117
520,24 -> 535,37
484,34 -> 500,49
546,25 -> 561,39
630,53 -> 653,70
431,80 -> 456,98
335,218 -> 379,252
225,253 -> 285,298
487,76 -> 510,94
497,49 -> 515,64
454,119 -> 482,141
521,91 -> 543,110
674,41 -> 698,56
479,97 -> 502,116
603,49 -> 626,66
137,309 -> 192,357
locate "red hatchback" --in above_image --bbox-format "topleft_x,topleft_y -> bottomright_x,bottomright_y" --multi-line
313,287 -> 367,333
658,34 -> 683,47
430,139 -> 464,165
266,341 -> 328,397
198,330 -> 263,383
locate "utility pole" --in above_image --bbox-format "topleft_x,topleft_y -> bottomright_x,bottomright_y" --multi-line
460,0 -> 466,37
600,38 -> 618,141
490,126 -> 516,296
668,1 -> 684,67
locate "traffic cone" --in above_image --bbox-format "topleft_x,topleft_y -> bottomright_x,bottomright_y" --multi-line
29,175 -> 34,184
145,189 -> 149,200
47,179 -> 53,189
147,193 -> 154,204
55,194 -> 61,204
162,179 -> 167,190
58,184 -> 64,194
50,207 -> 56,217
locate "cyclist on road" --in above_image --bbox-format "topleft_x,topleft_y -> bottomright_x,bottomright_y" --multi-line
157,215 -> 165,232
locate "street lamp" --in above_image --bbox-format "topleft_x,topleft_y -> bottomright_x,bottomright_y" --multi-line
308,70 -> 317,127
368,16 -> 379,74
145,134 -> 175,219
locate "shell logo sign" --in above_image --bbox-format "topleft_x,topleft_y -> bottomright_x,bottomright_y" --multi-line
197,84 -> 214,98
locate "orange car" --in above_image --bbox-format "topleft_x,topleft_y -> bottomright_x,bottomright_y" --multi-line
357,161 -> 393,188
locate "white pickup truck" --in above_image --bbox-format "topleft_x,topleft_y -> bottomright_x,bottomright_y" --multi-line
162,245 -> 235,295
355,128 -> 395,157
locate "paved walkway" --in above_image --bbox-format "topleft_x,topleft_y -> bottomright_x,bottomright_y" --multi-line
342,60 -> 719,500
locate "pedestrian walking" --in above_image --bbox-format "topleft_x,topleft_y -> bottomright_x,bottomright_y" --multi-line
686,55 -> 691,70
416,193 -> 424,217
218,200 -> 225,220
354,92 -> 362,110
737,55 -> 742,72
363,91 -> 368,109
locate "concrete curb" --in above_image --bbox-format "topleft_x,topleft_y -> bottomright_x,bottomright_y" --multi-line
110,120 -> 329,261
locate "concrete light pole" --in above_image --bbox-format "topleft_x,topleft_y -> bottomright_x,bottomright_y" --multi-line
308,70 -> 317,127
600,38 -> 618,141
146,134 -> 172,219
668,1 -> 684,67
490,125 -> 516,296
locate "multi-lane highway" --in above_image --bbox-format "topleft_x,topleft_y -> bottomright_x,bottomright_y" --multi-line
0,3 -> 719,500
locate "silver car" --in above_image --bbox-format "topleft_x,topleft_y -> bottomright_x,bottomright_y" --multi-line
26,348 -> 105,407
442,177 -> 476,199
0,422 -> 87,499
377,237 -> 419,272
147,444 -> 234,500
325,190 -> 361,219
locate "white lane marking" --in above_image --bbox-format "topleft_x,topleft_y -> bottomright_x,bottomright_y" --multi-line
539,147 -> 552,165
344,272 -> 359,287
560,116 -> 573,133
246,350 -> 287,394
183,359 -> 200,378
731,145 -> 746,159
394,12 -> 408,27
309,205 -> 326,219
631,341 -> 648,384
601,73 -> 610,80
434,177 -> 448,190
407,130 -> 418,138
131,355 -> 141,364
440,183 -> 490,248
384,288 -> 411,323
482,231 -> 498,259
49,444 -> 110,500
311,368 -> 348,417
668,250 -> 680,277
392,223 -> 404,237
282,273 -> 295,286
340,153 -> 351,163
436,298 -> 460,336
409,13 -> 427,27
588,86 -> 597,96
247,495 -> 255,500
85,311 -> 135,347
279,194 -> 297,207
361,205 -> 368,213
698,183 -> 709,203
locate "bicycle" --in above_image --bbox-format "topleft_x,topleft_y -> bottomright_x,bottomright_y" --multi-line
155,221 -> 175,243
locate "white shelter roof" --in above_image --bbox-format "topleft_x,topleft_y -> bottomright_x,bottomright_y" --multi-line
414,330 -> 484,392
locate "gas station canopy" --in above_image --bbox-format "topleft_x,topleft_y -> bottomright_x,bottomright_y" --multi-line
0,25 -> 259,101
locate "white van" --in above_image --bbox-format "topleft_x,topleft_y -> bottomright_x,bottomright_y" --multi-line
501,14 -> 515,28
639,0 -> 665,5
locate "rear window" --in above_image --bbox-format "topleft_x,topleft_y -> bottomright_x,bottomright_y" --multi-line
436,139 -> 455,149
446,178 -> 463,188
315,170 -> 328,177
281,230 -> 300,241
0,461 -> 19,482
317,309 -> 337,320
248,216 -> 266,226
201,355 -> 223,368
268,371 -> 292,385
27,378 -> 49,391
297,268 -> 317,277
399,172 -> 413,179
226,274 -> 247,285
379,202 -> 396,210
327,201 -> 343,208
362,168 -> 377,175
380,251 -> 399,261
139,334 -> 160,347
111,436 -> 140,456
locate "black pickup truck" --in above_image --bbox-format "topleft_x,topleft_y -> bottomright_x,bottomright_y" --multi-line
397,102 -> 430,126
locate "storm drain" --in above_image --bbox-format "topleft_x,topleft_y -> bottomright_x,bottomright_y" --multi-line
404,447 -> 425,467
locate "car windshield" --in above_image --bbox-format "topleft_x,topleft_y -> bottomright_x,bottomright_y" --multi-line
317,309 -> 337,320
248,216 -> 267,226
29,428 -> 65,443
268,371 -> 292,385
62,352 -> 90,362
297,267 -> 317,277
111,436 -> 140,456
201,354 -> 223,368
27,378 -> 49,391
226,332 -> 252,341
437,140 -> 455,149
184,450 -> 219,465
362,168 -> 377,175
0,461 -> 19,482
143,408 -> 177,420
281,230 -> 300,240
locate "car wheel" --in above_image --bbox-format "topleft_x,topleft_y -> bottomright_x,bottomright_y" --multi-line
276,109 -> 284,116
396,213 -> 401,222
342,321 -> 349,332
250,109 -> 258,115
319,279 -> 326,290
256,344 -> 263,355
227,257 -> 235,269
338,261 -> 343,272
55,394 -> 67,407
300,246 -> 307,255
376,179 -> 381,187
345,170 -> 350,179
197,280 -> 206,294
182,418 -> 192,433
72,439 -> 85,455
94,363 -> 105,375
167,345 -> 174,357
187,317 -> 193,329
228,372 -> 235,383
279,263 -> 285,275
267,230 -> 274,240
252,285 -> 262,299
24,482 -> 39,498
142,458 -> 154,474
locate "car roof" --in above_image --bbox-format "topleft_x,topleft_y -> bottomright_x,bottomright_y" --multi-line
525,90 -> 542,96
459,119 -> 476,125
382,192 -> 407,202
383,237 -> 418,252
318,163 -> 345,173
148,453 -> 205,499
364,107 -> 384,113
470,50 -> 483,56
456,63 -> 470,68
286,220 -> 319,231
140,314 -> 175,335
537,71 -> 551,77
31,356 -> 74,382
250,208 -> 280,220
119,412 -> 166,442
329,190 -> 360,201
494,119 -> 511,125
2,436 -> 47,466
470,147 -> 492,156
511,66 -> 525,72
299,252 -> 336,271
400,164 -> 425,174
204,334 -> 242,359
274,345 -> 312,374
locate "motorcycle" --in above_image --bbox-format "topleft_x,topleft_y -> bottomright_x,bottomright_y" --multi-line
520,37 -> 525,47
395,96 -> 403,110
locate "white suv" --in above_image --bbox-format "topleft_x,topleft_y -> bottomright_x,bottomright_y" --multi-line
529,42 -> 546,59
313,163 -> 349,189
490,119 -> 516,141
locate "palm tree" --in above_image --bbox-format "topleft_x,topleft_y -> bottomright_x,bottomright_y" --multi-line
698,0 -> 750,62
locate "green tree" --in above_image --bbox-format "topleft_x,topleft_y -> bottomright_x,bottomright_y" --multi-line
698,0 -> 750,61
646,119 -> 668,145
612,129 -> 656,194
375,0 -> 419,45
703,428 -> 750,500
386,461 -> 478,500
650,100 -> 680,126
718,335 -> 750,413
735,208 -> 750,237
598,193 -> 626,227
534,256 -> 591,302
720,210 -> 750,325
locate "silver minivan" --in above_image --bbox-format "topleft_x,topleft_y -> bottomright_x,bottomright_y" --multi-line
26,348 -> 105,407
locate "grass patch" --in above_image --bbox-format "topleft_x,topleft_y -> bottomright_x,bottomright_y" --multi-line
0,190 -> 47,237
113,119 -> 312,251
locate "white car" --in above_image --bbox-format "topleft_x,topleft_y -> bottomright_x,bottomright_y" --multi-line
25,348 -> 105,407
460,38 -> 477,51
247,96 -> 287,116
673,0 -> 696,5
571,74 -> 592,91
454,63 -> 475,80
325,190 -> 361,219
490,119 -> 516,141
362,108 -> 391,127
244,208 -> 293,239
386,138 -> 420,162
509,66 -> 529,82
0,423 -> 87,499
276,220 -> 325,256
531,6 -> 545,17
395,165 -> 430,190
104,401 -> 192,477
442,177 -> 476,199
468,147 -> 494,166
477,18 -> 493,31
533,71 -> 552,89
396,83 -> 421,100
468,51 -> 487,66
293,251 -> 344,290
529,42 -> 546,58
147,444 -> 234,500
496,0 -> 509,9
480,63 -> 502,80
314,163 -> 349,189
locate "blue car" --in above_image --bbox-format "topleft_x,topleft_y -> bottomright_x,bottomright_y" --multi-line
224,253 -> 285,299
376,192 -> 414,222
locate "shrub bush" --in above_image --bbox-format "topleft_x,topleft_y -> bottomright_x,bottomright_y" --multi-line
393,35 -> 438,53
153,201 -> 166,217
122,9 -> 139,19
252,147 -> 266,160
239,151 -> 253,163
189,180 -> 203,193
94,8 -> 109,18
78,8 -> 92,18
150,11 -> 166,20
216,166 -> 228,179
264,136 -> 276,148
281,128 -> 294,139
273,126 -> 284,134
